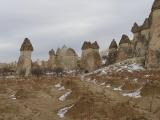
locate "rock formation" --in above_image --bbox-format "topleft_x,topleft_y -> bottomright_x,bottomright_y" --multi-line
116,35 -> 132,62
47,49 -> 56,70
15,0 -> 160,73
146,0 -> 160,70
56,48 -> 61,56
105,0 -> 160,70
107,39 -> 118,65
58,46 -> 78,70
81,41 -> 101,72
63,48 -> 78,70
133,35 -> 148,58
17,38 -> 33,76
47,46 -> 78,71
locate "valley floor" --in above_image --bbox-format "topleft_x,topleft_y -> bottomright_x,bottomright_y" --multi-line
0,66 -> 160,120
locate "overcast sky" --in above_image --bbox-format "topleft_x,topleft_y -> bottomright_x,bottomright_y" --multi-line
0,0 -> 154,63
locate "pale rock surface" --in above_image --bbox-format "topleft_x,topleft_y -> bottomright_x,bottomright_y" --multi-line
81,41 -> 101,72
17,38 -> 33,76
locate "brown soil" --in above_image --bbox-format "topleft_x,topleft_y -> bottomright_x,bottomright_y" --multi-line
0,71 -> 160,120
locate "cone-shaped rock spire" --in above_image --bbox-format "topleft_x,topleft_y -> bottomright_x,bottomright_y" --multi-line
109,39 -> 118,49
20,38 -> 33,51
119,34 -> 130,45
56,48 -> 61,55
92,41 -> 100,49
81,41 -> 92,50
131,23 -> 140,33
49,49 -> 55,56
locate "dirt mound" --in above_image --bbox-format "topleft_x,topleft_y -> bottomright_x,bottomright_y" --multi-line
107,102 -> 140,120
66,92 -> 144,120
141,80 -> 160,96
0,86 -> 7,94
66,91 -> 95,119
31,83 -> 42,91
15,88 -> 31,99
122,81 -> 140,91
62,79 -> 78,89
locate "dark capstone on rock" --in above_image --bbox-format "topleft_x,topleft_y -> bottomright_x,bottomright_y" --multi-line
20,38 -> 33,51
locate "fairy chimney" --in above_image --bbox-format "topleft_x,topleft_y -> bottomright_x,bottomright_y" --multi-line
92,41 -> 100,50
54,46 -> 78,71
116,35 -> 132,62
81,41 -> 101,72
47,49 -> 56,70
119,34 -> 131,46
132,22 -> 141,42
63,48 -> 78,70
17,38 -> 33,76
109,39 -> 118,50
56,48 -> 61,56
107,39 -> 118,65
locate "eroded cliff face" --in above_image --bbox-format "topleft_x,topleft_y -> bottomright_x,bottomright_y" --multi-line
146,8 -> 160,70
105,0 -> 160,70
134,35 -> 148,58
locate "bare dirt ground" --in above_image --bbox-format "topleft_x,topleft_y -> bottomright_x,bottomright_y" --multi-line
0,70 -> 160,120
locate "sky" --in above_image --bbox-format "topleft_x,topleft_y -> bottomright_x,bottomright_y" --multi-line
0,0 -> 154,63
